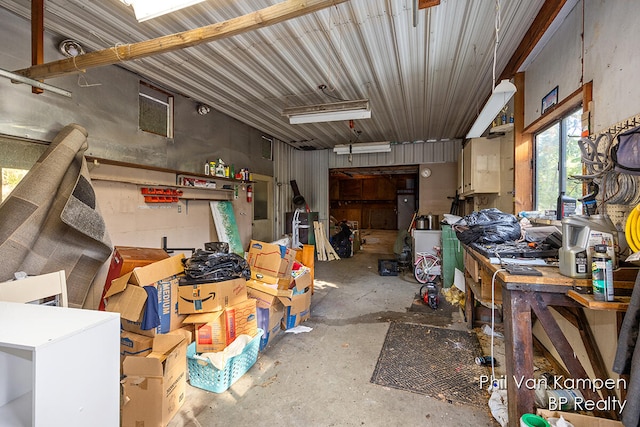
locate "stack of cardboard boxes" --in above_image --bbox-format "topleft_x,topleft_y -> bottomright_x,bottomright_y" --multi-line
103,240 -> 313,426
245,240 -> 313,350
179,277 -> 257,354
104,253 -> 192,427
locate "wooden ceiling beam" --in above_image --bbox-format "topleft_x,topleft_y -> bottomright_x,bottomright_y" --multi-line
418,0 -> 441,9
15,0 -> 348,81
31,0 -> 44,93
499,0 -> 567,81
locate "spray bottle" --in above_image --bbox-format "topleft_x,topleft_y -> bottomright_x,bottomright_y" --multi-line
592,244 -> 614,301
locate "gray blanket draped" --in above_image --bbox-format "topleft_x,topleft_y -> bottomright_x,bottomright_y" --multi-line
0,124 -> 112,308
613,271 -> 640,427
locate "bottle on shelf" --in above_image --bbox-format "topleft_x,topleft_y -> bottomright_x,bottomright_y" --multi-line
592,244 -> 614,302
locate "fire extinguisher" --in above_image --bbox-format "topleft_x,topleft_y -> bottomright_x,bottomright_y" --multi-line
246,185 -> 253,203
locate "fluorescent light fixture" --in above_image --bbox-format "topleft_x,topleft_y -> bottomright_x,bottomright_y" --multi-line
282,99 -> 371,124
466,79 -> 517,138
333,141 -> 391,155
0,68 -> 71,98
120,0 -> 206,22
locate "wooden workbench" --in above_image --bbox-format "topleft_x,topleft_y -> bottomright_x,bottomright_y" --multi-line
463,245 -> 636,425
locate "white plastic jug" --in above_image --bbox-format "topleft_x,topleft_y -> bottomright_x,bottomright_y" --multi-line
558,214 -> 618,278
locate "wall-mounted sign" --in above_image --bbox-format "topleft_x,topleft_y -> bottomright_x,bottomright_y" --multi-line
542,86 -> 559,114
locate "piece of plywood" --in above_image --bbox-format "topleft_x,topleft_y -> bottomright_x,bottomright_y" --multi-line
566,290 -> 630,312
210,201 -> 243,256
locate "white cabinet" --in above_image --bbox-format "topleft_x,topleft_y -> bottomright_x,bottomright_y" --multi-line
0,302 -> 120,426
412,230 -> 442,262
459,137 -> 500,196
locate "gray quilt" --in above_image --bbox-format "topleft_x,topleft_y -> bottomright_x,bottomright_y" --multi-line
0,124 -> 113,307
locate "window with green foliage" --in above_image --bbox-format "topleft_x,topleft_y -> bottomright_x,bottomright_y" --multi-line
1,136 -> 47,202
139,82 -> 174,138
534,108 -> 583,213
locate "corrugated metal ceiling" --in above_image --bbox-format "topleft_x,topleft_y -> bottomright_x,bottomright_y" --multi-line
0,0 -> 544,150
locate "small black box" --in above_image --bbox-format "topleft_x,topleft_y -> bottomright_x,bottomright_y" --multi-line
378,259 -> 398,276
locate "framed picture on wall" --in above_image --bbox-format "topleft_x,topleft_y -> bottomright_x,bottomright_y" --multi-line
542,86 -> 559,114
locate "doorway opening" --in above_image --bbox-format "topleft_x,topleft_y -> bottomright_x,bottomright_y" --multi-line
329,166 -> 419,230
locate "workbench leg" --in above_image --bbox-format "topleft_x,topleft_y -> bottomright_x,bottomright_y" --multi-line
465,279 -> 475,329
531,294 -> 604,411
503,289 -> 535,425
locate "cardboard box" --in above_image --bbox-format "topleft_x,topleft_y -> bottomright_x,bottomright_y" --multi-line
247,286 -> 285,350
100,246 -> 169,311
177,278 -> 248,314
105,254 -> 187,337
282,289 -> 312,330
246,240 -> 296,288
120,331 -> 153,370
536,409 -> 623,427
291,266 -> 312,292
246,279 -> 295,298
246,279 -> 311,330
182,299 -> 258,353
121,330 -> 190,427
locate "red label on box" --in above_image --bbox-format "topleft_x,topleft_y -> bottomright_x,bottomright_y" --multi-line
197,324 -> 213,344
226,309 -> 236,344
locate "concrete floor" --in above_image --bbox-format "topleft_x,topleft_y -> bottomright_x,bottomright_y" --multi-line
169,230 -> 499,426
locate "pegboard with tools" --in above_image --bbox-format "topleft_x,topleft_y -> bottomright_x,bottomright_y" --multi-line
575,113 -> 640,223
576,113 -> 640,256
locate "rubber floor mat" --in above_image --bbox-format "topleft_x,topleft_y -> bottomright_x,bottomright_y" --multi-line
370,322 -> 489,407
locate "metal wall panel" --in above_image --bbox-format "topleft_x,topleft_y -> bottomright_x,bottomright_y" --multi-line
273,140 -> 459,241
0,0 -> 544,149
328,140 -> 461,168
274,141 -> 330,239
0,7 -> 274,178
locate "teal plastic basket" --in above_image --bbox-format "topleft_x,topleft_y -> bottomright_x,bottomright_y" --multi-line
187,329 -> 263,393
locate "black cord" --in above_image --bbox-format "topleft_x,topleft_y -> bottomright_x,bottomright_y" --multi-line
319,84 -> 346,101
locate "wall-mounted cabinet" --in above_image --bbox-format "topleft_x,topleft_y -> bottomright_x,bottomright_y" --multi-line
459,137 -> 500,197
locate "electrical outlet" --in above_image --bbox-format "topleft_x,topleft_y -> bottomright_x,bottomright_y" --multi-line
177,205 -> 182,213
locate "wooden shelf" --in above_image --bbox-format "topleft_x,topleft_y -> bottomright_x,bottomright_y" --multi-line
86,156 -> 253,185
489,123 -> 514,133
567,289 -> 630,312
86,156 -> 254,202
91,174 -> 232,191
0,392 -> 30,426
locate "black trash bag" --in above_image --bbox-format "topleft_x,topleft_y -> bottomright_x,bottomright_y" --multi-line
182,249 -> 250,283
454,208 -> 522,245
612,125 -> 640,175
330,221 -> 352,258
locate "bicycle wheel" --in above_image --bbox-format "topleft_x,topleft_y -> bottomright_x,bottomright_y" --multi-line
414,254 -> 439,284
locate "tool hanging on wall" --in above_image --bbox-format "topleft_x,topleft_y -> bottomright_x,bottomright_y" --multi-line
289,180 -> 309,211
448,191 -> 462,216
578,181 -> 599,215
625,203 -> 640,253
